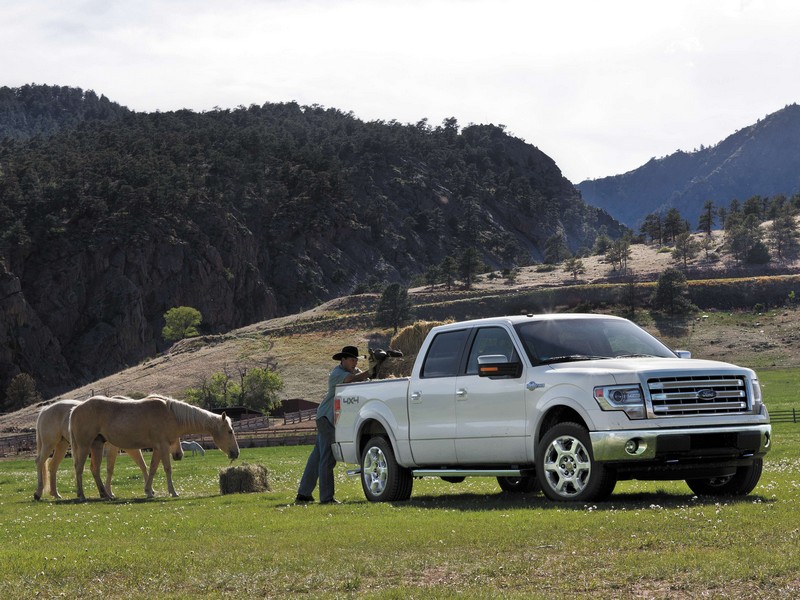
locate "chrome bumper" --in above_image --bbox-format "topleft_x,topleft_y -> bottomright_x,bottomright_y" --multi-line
590,424 -> 771,462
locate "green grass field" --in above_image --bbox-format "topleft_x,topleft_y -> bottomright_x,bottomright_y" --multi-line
1,371 -> 799,599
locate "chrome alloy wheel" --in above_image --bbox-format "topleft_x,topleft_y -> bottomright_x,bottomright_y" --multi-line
542,434 -> 592,498
362,444 -> 389,496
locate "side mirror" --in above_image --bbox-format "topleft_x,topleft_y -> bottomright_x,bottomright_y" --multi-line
478,354 -> 522,378
674,350 -> 692,359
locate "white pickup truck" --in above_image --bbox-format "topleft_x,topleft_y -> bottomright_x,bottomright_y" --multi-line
332,314 -> 771,502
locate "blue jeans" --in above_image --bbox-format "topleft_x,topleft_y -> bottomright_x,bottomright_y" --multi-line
298,417 -> 337,502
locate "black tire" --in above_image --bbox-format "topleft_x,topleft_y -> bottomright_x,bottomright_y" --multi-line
686,458 -> 763,497
536,422 -> 616,502
497,474 -> 540,493
360,436 -> 413,502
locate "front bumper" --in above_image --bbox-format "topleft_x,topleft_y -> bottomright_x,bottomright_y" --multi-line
590,424 -> 771,463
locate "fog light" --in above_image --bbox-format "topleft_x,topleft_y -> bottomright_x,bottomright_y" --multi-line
764,432 -> 771,448
624,439 -> 639,455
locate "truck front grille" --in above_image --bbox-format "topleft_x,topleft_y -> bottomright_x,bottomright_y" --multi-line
647,375 -> 749,416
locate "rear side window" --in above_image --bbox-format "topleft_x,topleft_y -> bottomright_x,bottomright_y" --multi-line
422,329 -> 469,378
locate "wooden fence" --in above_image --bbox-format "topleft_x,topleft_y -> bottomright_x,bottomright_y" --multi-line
771,409 -> 799,423
0,408 -> 319,458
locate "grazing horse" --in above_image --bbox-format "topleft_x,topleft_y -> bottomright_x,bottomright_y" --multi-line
70,394 -> 240,500
180,440 -> 205,456
33,399 -> 150,501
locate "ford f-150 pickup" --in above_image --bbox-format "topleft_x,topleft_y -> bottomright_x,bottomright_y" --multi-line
332,314 -> 771,502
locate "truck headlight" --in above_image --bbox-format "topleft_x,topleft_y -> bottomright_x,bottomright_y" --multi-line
751,377 -> 763,414
594,385 -> 646,419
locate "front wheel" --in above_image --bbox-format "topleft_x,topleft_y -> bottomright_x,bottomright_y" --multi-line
360,436 -> 413,502
686,459 -> 763,496
537,422 -> 616,502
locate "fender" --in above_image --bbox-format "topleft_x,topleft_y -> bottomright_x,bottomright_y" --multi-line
354,399 -> 414,467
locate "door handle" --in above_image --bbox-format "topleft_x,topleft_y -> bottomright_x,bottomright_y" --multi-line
410,391 -> 422,403
456,388 -> 467,400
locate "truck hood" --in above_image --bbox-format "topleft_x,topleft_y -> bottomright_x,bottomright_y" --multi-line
545,356 -> 753,379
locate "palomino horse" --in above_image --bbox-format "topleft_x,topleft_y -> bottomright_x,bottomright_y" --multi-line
70,394 -> 240,500
33,399 -> 152,500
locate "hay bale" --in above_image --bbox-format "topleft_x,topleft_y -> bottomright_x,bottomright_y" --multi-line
382,320 -> 448,377
219,463 -> 271,495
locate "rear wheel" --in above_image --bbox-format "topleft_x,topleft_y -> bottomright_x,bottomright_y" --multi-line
497,474 -> 540,493
360,436 -> 413,502
537,422 -> 616,502
686,459 -> 763,496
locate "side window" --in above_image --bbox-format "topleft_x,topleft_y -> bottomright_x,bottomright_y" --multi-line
422,329 -> 469,378
466,327 -> 517,375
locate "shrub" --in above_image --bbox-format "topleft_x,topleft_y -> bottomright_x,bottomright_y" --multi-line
162,306 -> 203,342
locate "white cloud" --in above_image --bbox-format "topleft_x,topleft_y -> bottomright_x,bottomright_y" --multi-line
2,0 -> 800,181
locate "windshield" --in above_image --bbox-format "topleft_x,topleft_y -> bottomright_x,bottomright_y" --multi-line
513,318 -> 676,365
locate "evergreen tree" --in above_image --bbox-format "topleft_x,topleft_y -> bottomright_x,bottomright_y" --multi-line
698,200 -> 715,236
640,213 -> 663,245
458,248 -> 484,290
652,268 -> 696,315
544,234 -> 570,264
672,232 -> 701,269
375,283 -> 413,333
3,373 -> 42,411
439,256 -> 457,291
767,207 -> 799,261
563,256 -> 586,280
663,208 -> 687,243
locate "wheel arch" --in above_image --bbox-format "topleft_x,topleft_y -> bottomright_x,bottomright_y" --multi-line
356,418 -> 392,458
535,404 -> 589,450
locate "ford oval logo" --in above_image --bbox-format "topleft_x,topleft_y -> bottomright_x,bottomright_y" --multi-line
697,389 -> 717,400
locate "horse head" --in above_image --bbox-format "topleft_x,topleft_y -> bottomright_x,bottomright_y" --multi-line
212,412 -> 240,460
171,439 -> 184,461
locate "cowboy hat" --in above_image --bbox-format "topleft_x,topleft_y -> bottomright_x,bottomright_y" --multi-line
332,345 -> 360,360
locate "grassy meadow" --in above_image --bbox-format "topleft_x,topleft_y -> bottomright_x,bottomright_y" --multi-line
1,370 -> 799,599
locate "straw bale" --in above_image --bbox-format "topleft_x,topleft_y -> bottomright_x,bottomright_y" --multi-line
219,463 -> 271,495
380,320 -> 448,378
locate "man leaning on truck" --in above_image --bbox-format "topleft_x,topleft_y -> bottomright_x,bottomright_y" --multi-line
296,345 -> 371,504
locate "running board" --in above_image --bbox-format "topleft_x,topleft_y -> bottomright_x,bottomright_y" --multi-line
412,468 -> 529,478
346,467 -> 532,478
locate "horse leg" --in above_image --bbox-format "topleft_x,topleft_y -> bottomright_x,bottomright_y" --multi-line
47,439 -> 70,499
89,437 -> 111,499
145,451 -> 162,499
104,444 -> 118,500
72,442 -> 90,502
125,448 -> 149,483
158,443 -> 179,497
34,440 -> 55,501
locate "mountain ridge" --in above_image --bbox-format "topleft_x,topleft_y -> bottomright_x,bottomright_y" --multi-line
577,103 -> 800,227
0,84 -> 623,401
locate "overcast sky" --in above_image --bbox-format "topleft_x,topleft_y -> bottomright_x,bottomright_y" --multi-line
3,0 -> 799,183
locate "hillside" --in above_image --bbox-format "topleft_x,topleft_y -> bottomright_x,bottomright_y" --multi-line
578,103 -> 800,227
4,233 -> 800,435
0,84 -> 625,404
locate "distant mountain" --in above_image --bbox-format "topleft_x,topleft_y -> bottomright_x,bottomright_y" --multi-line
0,85 -> 624,401
577,104 -> 800,227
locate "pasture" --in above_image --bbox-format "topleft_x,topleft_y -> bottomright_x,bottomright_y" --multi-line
1,371 -> 799,599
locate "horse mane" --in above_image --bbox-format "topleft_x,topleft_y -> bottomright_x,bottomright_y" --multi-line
147,394 -> 224,431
